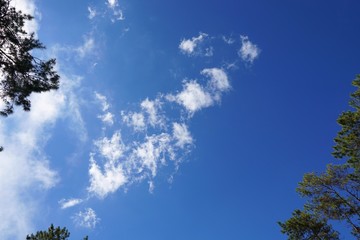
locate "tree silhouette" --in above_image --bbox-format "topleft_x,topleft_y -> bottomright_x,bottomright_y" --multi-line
0,0 -> 59,117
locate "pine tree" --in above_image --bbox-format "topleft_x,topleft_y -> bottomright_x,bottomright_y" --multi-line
279,74 -> 360,239
26,224 -> 88,240
0,0 -> 59,117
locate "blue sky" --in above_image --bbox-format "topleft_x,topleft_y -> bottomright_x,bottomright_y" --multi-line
1,0 -> 360,239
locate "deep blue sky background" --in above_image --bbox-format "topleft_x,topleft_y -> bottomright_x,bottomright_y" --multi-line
1,0 -> 360,239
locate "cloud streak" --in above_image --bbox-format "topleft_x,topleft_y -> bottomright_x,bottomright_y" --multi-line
59,198 -> 83,209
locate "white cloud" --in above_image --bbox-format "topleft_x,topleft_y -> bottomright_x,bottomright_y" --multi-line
94,132 -> 125,162
94,92 -> 115,126
88,7 -> 97,19
95,92 -> 110,112
113,9 -> 125,21
77,36 -> 95,59
202,68 -> 231,98
168,80 -> 213,114
141,98 -> 164,127
121,98 -> 164,131
10,0 -> 39,34
59,198 -> 83,209
205,47 -> 214,57
222,36 -> 235,45
98,112 -> 114,126
64,77 -> 88,142
0,71 -> 85,239
73,208 -> 100,229
179,33 -> 208,55
106,0 -> 125,21
107,0 -> 118,8
88,132 -> 128,198
122,111 -> 146,131
88,154 -> 127,199
133,133 -> 172,177
238,35 -> 260,64
148,181 -> 155,193
172,123 -> 192,148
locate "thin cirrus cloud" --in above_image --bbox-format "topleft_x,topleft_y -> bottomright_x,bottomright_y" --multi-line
121,98 -> 164,131
173,122 -> 193,148
77,36 -> 96,59
72,208 -> 100,229
88,6 -> 97,19
59,198 -> 84,209
238,35 -> 261,64
106,0 -> 125,21
95,92 -> 114,126
121,111 -> 146,131
87,0 -> 125,22
107,0 -> 118,8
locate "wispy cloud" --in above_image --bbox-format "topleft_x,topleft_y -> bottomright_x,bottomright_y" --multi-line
95,92 -> 114,126
238,35 -> 260,64
121,111 -> 146,131
179,32 -> 208,55
121,98 -> 165,131
167,80 -> 214,114
77,36 -> 95,59
98,112 -> 114,126
59,198 -> 83,209
88,6 -> 97,19
202,68 -> 231,101
222,35 -> 235,45
88,132 -> 128,198
167,68 -> 230,115
95,92 -> 110,112
173,123 -> 193,148
73,208 -> 100,228
140,98 -> 164,127
106,0 -> 125,21
107,0 -> 118,9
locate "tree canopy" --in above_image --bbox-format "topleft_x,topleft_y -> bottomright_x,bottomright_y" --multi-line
279,74 -> 360,239
26,224 -> 88,240
0,0 -> 59,117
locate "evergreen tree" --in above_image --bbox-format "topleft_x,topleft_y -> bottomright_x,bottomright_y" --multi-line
0,0 -> 59,117
26,224 -> 88,240
279,74 -> 360,239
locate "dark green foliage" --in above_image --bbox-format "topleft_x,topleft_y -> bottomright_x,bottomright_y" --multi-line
0,0 -> 59,117
25,224 -> 88,240
333,75 -> 360,173
298,165 -> 360,237
26,224 -> 70,240
279,75 -> 360,239
278,210 -> 339,240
